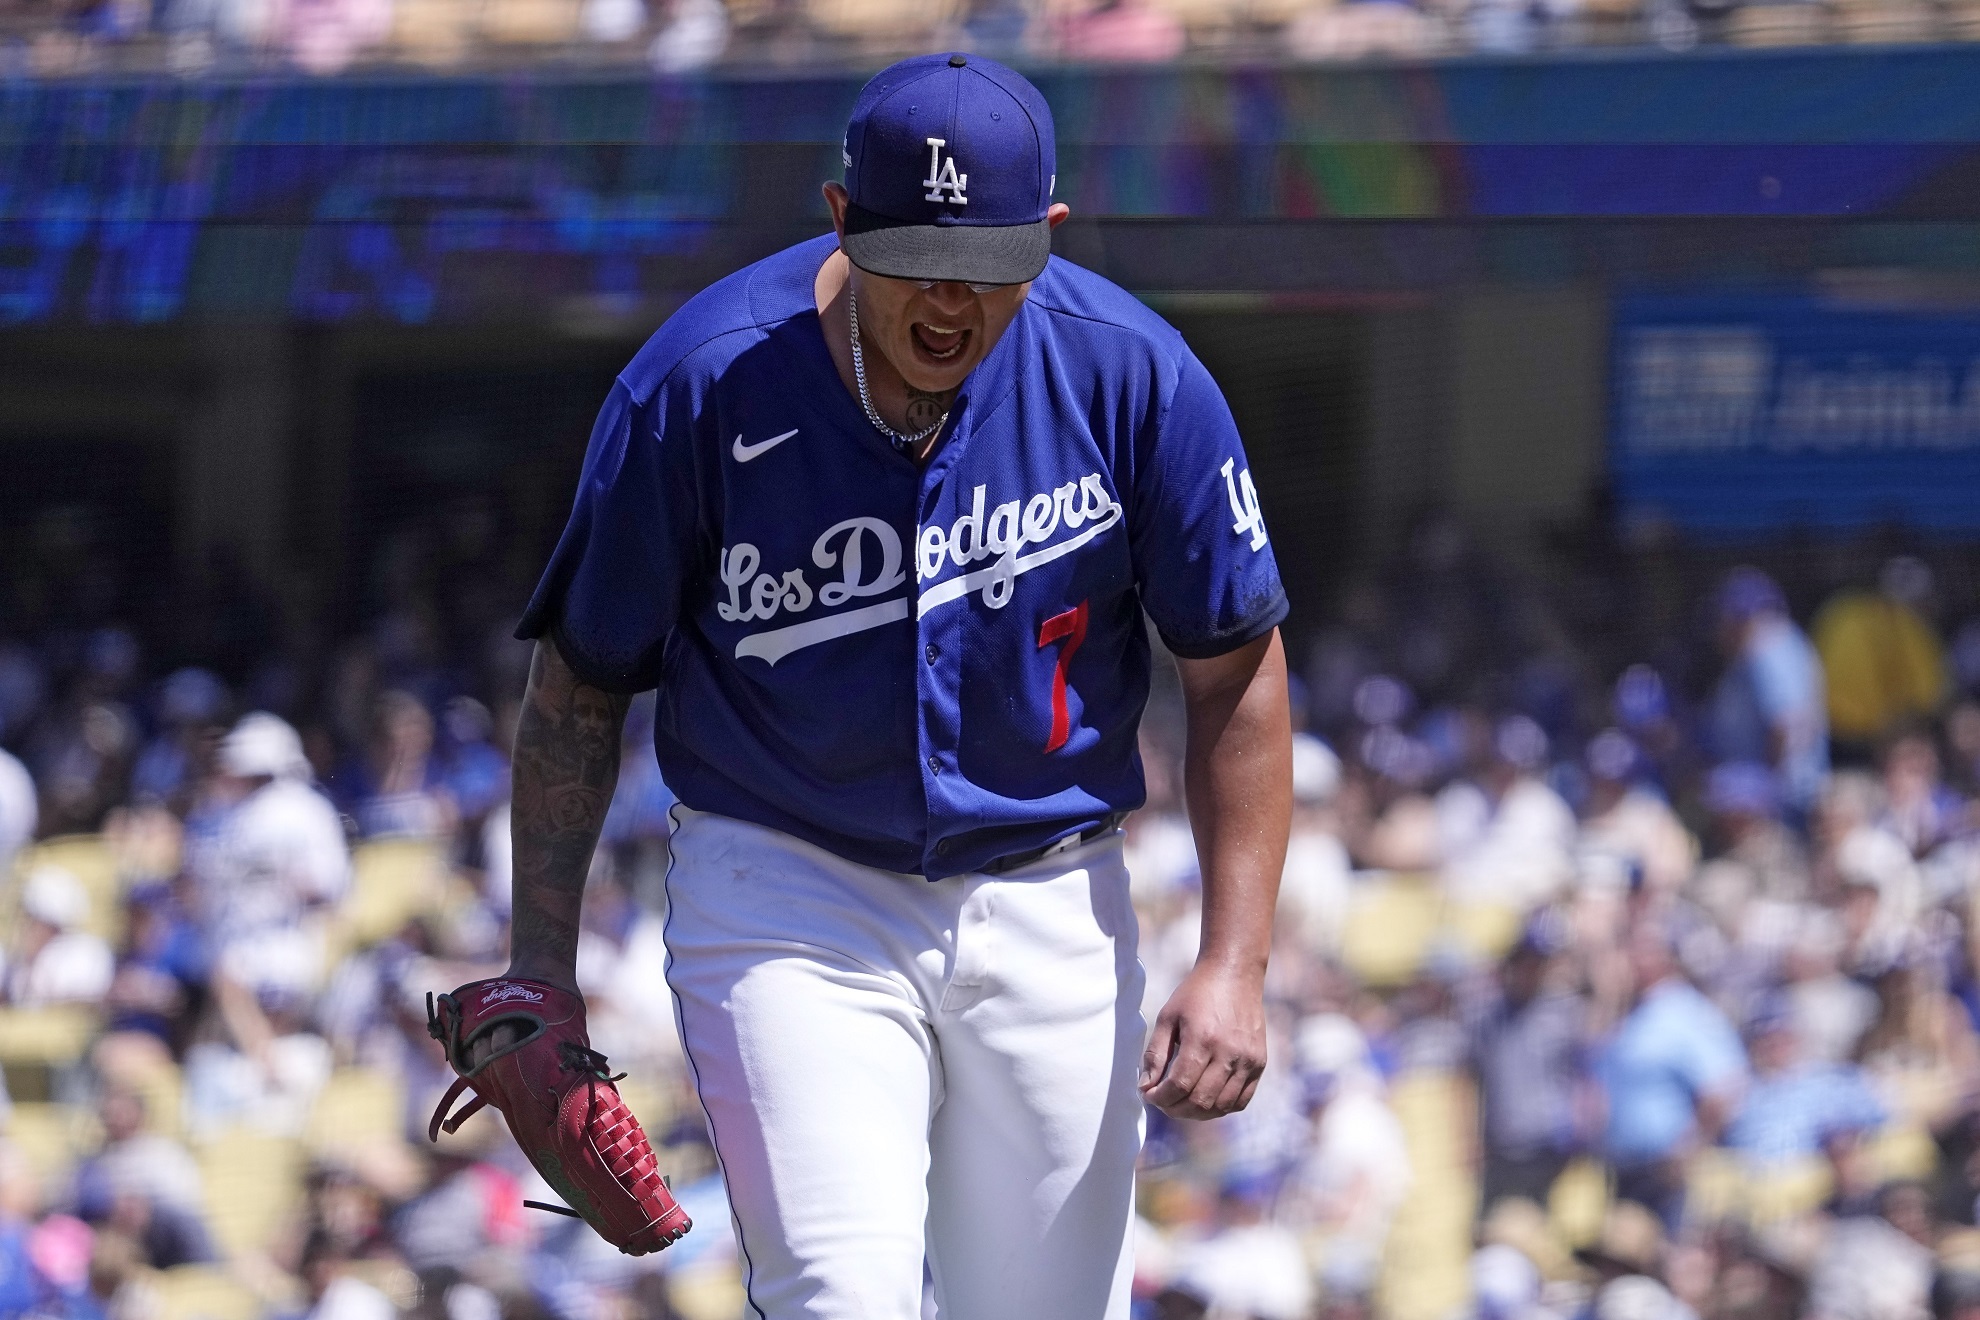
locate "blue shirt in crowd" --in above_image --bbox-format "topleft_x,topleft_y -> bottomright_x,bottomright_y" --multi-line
1597,979 -> 1749,1165
1723,1063 -> 1886,1165
1711,615 -> 1829,810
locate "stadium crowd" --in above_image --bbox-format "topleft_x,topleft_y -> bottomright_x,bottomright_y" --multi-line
2,498 -> 1980,1320
0,0 -> 1968,81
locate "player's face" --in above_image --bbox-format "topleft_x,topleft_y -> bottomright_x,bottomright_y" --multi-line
846,271 -> 1030,394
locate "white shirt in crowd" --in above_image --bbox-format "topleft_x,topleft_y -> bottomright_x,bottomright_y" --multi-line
1436,776 -> 1578,910
0,748 -> 34,875
1174,1221 -> 1315,1320
2,930 -> 114,1007
205,777 -> 351,937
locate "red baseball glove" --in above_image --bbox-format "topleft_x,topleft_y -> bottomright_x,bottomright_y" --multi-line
426,977 -> 691,1256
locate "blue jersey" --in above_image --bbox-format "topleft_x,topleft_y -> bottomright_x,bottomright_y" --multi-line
519,234 -> 1286,879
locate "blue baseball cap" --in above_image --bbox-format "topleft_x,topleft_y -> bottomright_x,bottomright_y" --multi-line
841,53 -> 1058,286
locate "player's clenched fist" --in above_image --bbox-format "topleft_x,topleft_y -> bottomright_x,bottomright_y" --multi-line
1140,964 -> 1269,1120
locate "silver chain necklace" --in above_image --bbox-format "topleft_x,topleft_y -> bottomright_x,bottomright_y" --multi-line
848,287 -> 947,454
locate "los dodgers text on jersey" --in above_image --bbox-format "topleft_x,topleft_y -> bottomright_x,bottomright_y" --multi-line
520,233 -> 1286,879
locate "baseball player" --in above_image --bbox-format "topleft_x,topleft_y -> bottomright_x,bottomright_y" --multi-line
433,52 -> 1292,1320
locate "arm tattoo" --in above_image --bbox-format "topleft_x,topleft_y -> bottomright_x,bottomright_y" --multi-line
507,640 -> 630,977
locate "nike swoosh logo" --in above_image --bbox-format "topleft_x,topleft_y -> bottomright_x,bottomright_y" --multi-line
732,429 -> 798,463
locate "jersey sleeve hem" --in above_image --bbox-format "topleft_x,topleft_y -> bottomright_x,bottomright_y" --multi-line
512,615 -> 663,695
1156,589 -> 1289,661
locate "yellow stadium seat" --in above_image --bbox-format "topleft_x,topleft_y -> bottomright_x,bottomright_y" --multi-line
152,1265 -> 261,1320
1871,1125 -> 1940,1183
339,840 -> 448,951
197,1130 -> 306,1258
1378,1071 -> 1476,1320
1548,1158 -> 1611,1248
1448,902 -> 1523,962
0,1007 -> 102,1068
389,0 -> 479,63
3,1102 -> 100,1193
1341,875 -> 1441,987
668,1264 -> 749,1320
1685,1148 -> 1746,1223
1723,3 -> 1830,45
1744,1158 -> 1832,1224
480,0 -> 580,42
305,1068 -> 407,1154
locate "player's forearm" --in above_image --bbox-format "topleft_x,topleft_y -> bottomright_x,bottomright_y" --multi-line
507,638 -> 630,986
1176,630 -> 1292,979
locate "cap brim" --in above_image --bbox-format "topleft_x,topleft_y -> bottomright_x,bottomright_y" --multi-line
841,202 -> 1051,285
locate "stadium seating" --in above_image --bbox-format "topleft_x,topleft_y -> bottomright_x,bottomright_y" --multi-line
151,1265 -> 263,1320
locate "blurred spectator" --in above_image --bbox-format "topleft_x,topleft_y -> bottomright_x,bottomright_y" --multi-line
1701,760 -> 1809,907
1170,1174 -> 1314,1320
1813,772 -> 1925,971
1278,1014 -> 1413,1292
99,880 -> 210,1062
439,697 -> 508,830
1722,998 -> 1886,1169
1437,715 -> 1577,911
1580,728 -> 1696,898
0,745 -> 36,879
299,1229 -> 398,1320
1575,1200 -> 1683,1308
1595,922 -> 1748,1230
196,712 -> 350,1006
1278,733 -> 1352,957
1,867 -> 114,1007
1857,961 -> 1980,1137
1815,556 -> 1951,751
129,667 -> 230,810
1051,0 -> 1187,61
1284,0 -> 1439,60
1471,917 -> 1587,1213
337,691 -> 453,839
72,1088 -> 215,1268
1710,567 -> 1830,815
649,0 -> 726,70
1884,731 -> 1966,860
1778,906 -> 1877,1066
573,870 -> 676,1071
1807,1184 -> 1937,1320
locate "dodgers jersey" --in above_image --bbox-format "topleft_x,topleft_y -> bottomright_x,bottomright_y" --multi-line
519,233 -> 1286,879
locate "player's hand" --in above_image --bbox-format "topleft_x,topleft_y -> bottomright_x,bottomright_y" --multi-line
1139,962 -> 1267,1121
463,967 -> 583,1070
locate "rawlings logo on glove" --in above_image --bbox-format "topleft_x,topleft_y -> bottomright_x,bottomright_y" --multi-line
479,981 -> 546,1005
426,977 -> 691,1256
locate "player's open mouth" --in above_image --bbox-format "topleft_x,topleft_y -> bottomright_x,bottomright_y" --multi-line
911,322 -> 969,362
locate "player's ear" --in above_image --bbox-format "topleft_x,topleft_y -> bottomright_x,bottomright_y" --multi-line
823,182 -> 851,241
1046,202 -> 1071,230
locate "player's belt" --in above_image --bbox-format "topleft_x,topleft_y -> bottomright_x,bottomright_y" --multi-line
980,812 -> 1128,875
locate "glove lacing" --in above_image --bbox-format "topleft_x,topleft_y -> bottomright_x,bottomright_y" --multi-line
559,1040 -> 627,1083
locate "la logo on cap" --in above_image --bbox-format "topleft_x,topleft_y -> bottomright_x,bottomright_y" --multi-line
922,138 -> 968,206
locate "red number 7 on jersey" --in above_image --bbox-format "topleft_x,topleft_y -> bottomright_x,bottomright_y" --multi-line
1037,601 -> 1089,754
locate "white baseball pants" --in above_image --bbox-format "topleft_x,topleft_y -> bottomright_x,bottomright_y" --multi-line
661,805 -> 1145,1320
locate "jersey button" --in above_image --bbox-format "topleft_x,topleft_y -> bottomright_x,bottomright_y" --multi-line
925,644 -> 940,664
934,839 -> 951,856
927,755 -> 942,774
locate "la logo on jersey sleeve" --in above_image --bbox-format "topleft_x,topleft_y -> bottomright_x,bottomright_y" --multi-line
1220,458 -> 1268,551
